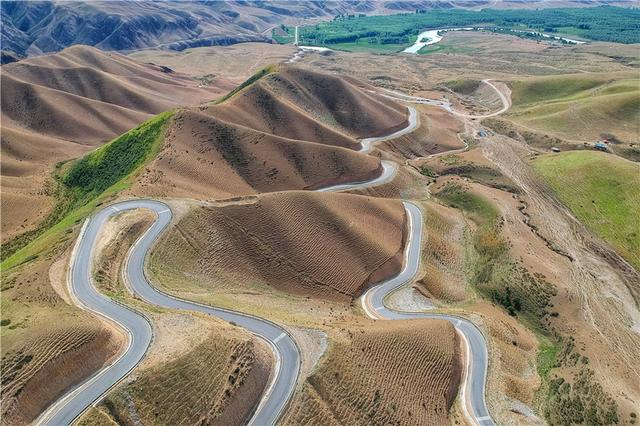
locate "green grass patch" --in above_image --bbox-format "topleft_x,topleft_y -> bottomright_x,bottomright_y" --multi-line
443,79 -> 482,95
215,64 -> 277,104
507,75 -> 640,144
436,182 -> 499,226
437,183 -> 557,321
2,112 -> 173,271
533,151 -> 640,270
537,338 -> 560,380
438,183 -> 619,425
64,112 -> 172,202
510,76 -> 607,106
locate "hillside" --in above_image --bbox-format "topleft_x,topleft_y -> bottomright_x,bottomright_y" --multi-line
4,1 -> 635,57
506,73 -> 640,145
122,65 -> 406,201
0,1 -> 406,57
1,249 -> 124,426
149,191 -> 405,302
533,151 -> 640,272
0,45 -> 225,245
283,319 -> 461,425
126,109 -> 382,200
207,66 -> 408,148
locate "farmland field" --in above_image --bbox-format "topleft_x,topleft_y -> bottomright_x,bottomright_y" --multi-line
288,6 -> 640,52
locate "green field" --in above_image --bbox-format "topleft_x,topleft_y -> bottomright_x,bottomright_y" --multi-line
507,74 -> 640,144
533,151 -> 640,270
285,6 -> 640,52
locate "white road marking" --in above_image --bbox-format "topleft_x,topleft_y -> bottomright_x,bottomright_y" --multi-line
273,332 -> 286,344
110,205 -> 120,212
158,209 -> 170,215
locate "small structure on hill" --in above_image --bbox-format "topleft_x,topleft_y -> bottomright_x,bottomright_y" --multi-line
594,142 -> 608,152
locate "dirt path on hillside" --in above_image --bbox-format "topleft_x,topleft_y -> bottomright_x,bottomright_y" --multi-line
417,80 -> 640,412
481,131 -> 640,403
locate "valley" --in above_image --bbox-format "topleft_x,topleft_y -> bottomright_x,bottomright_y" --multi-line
1,3 -> 639,426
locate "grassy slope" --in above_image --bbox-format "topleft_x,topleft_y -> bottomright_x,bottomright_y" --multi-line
507,74 -> 640,143
533,151 -> 640,270
435,182 -> 620,424
2,111 -> 172,270
215,64 -> 277,104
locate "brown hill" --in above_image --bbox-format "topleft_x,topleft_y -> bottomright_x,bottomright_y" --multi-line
283,319 -> 462,425
0,45 -> 226,242
127,109 -> 382,200
150,191 -> 406,302
1,45 -> 230,143
206,66 -> 408,149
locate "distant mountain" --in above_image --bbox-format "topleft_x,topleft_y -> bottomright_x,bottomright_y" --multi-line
3,0 -> 629,58
0,1 -> 377,57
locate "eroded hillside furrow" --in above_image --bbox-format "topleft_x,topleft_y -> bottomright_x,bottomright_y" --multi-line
482,133 -> 640,397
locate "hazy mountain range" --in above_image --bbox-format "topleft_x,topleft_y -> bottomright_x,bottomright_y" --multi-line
2,0 -> 631,60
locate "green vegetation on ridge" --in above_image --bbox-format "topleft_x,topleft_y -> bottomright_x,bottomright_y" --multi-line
64,112 -> 172,202
533,151 -> 640,271
216,65 -> 278,104
2,112 -> 172,270
506,74 -> 640,146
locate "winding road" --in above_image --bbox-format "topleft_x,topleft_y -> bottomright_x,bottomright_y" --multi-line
381,80 -> 510,119
361,202 -> 494,426
37,200 -> 300,426
37,104 -> 494,426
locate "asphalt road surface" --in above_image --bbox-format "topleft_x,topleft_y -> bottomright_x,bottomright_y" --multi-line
37,200 -> 300,426
37,103 -> 493,426
360,106 -> 418,153
361,202 -> 495,426
317,160 -> 396,192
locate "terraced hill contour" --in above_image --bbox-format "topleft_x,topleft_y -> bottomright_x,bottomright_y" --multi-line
127,65 -> 407,201
150,191 -> 406,302
0,45 -> 228,242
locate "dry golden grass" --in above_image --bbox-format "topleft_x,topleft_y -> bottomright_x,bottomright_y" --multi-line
416,202 -> 467,303
82,209 -> 272,426
1,45 -> 223,243
377,105 -> 464,159
128,43 -> 296,83
126,108 -> 381,200
150,191 -> 405,302
1,326 -> 122,426
283,319 -> 461,426
92,331 -> 271,426
1,238 -> 124,426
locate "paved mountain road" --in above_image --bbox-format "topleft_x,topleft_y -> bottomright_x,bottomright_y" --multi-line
36,105 -> 493,426
361,202 -> 494,426
37,200 -> 300,426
